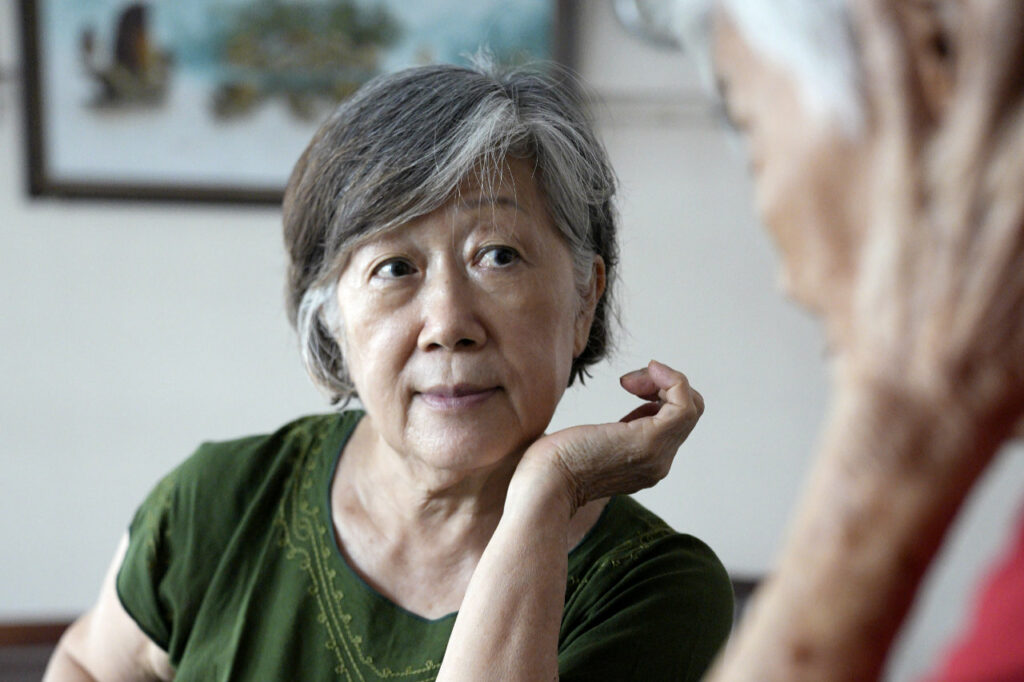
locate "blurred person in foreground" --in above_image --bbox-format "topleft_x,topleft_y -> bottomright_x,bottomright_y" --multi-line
659,0 -> 1024,679
43,61 -> 733,681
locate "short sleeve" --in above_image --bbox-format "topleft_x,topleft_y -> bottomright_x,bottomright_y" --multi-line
116,467 -> 181,650
114,437 -> 255,657
558,533 -> 734,682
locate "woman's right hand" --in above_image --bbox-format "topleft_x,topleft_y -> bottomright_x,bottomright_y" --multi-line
786,0 -> 1024,445
439,360 -> 703,680
515,359 -> 704,515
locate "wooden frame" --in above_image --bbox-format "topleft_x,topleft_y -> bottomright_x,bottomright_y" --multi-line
0,621 -> 70,647
19,0 -> 575,204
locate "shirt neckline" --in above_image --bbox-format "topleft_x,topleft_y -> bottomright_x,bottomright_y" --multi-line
319,409 -> 616,624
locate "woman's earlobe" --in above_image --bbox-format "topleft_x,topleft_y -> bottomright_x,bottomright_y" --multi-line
573,256 -> 606,357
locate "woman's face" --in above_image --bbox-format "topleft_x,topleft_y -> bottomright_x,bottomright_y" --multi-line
335,158 -> 603,473
712,10 -> 868,318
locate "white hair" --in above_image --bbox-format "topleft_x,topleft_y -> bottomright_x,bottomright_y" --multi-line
669,0 -> 864,135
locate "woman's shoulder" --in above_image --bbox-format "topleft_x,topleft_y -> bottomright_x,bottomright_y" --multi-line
116,411 -> 362,658
570,496 -> 725,570
560,497 -> 734,680
129,411 -> 362,539
179,412 -> 356,479
566,495 -> 734,618
168,405 -> 364,491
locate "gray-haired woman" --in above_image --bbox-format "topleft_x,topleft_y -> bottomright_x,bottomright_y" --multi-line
45,62 -> 733,681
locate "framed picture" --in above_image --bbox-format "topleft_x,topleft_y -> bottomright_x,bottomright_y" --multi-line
18,0 -> 573,203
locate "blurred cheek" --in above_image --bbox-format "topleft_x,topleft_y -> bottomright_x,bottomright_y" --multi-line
753,158 -> 838,312
753,157 -> 803,260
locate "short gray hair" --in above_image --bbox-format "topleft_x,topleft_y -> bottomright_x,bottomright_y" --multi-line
283,60 -> 619,405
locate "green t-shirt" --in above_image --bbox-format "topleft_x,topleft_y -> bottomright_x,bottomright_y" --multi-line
118,411 -> 733,680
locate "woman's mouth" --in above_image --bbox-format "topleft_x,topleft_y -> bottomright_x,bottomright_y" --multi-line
416,384 -> 500,410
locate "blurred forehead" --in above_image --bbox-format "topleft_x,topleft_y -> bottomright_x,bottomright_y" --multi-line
713,0 -> 863,134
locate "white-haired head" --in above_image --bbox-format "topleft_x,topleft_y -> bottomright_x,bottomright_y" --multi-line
669,0 -> 864,136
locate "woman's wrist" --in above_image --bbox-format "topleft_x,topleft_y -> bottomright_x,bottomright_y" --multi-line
438,446 -> 572,682
791,372 -> 990,574
504,448 -> 579,526
829,354 -> 993,477
714,363 -> 1004,681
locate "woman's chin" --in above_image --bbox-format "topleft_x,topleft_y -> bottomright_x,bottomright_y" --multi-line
401,416 -> 535,475
361,389 -> 556,478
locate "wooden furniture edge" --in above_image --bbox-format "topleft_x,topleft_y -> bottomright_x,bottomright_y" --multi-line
0,620 -> 74,646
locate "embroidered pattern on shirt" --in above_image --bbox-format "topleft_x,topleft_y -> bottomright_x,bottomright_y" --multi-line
275,416 -> 442,681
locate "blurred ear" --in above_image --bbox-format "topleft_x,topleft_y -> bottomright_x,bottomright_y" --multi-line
895,1 -> 958,121
574,256 -> 606,357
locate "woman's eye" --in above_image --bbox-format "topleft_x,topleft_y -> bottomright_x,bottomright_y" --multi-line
373,258 -> 416,279
478,245 -> 521,268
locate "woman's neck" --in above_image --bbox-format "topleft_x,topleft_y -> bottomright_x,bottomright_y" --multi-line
329,414 -> 525,617
338,414 -> 521,541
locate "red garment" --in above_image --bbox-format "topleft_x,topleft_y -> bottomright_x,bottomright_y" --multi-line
923,501 -> 1024,682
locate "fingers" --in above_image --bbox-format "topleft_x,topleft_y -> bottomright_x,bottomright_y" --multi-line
610,360 -> 704,494
619,359 -> 687,396
532,361 -> 704,505
619,364 -> 661,401
620,401 -> 661,424
619,360 -> 705,426
852,0 -> 930,147
620,360 -> 703,409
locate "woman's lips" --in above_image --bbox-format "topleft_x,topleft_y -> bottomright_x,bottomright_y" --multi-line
416,385 -> 499,410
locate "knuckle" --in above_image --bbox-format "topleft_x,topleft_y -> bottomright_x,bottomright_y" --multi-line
692,390 -> 705,415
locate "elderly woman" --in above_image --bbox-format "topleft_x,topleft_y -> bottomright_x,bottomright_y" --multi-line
653,0 -> 1024,680
44,62 -> 734,680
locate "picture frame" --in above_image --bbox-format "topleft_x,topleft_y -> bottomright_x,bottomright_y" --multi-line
18,0 -> 574,204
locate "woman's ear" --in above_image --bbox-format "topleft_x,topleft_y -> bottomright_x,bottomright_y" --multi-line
895,1 -> 958,122
574,256 -> 606,358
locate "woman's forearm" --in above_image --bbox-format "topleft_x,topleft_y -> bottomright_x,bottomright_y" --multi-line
708,376 -> 1004,681
436,362 -> 702,680
437,469 -> 572,681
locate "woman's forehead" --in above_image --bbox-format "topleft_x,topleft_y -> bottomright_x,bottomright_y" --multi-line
338,158 -> 543,255
350,188 -> 539,253
454,159 -> 548,221
458,157 -> 540,198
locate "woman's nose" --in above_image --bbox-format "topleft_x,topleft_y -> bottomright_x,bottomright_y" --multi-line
416,269 -> 487,352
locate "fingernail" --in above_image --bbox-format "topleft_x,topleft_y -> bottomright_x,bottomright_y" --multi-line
621,368 -> 646,379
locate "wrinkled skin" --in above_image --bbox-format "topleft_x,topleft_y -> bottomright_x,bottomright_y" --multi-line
717,0 -> 1024,425
706,0 -> 1024,680
833,0 -> 1024,427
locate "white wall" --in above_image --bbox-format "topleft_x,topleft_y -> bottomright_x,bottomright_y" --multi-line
2,2 -> 1022,680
